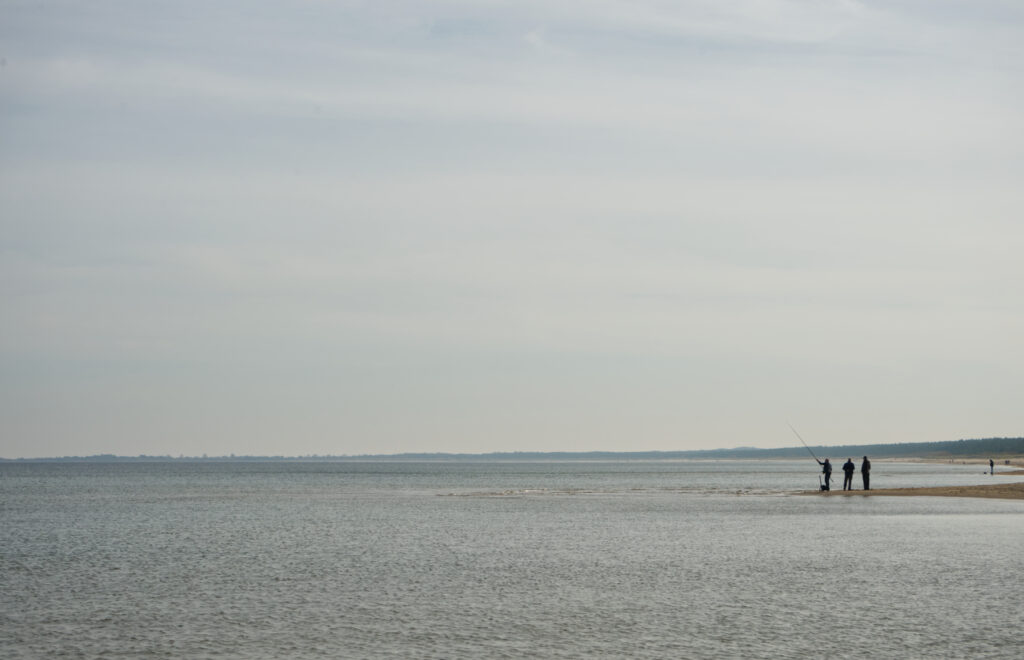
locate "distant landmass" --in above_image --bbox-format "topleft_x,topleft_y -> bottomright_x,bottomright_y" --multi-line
3,437 -> 1022,462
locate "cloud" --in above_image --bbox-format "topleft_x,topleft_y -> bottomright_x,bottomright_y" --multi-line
2,1 -> 1023,456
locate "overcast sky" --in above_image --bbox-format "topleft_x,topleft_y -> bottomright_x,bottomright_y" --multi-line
2,1 -> 1023,458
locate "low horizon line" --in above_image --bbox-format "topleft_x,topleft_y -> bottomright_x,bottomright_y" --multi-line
3,437 -> 1021,462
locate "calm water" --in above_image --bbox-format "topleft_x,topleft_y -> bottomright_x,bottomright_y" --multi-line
2,460 -> 1023,659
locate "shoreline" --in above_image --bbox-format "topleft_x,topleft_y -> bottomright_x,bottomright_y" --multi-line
802,482 -> 1024,500
879,456 -> 1024,469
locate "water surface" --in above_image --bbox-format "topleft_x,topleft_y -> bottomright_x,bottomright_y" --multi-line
3,460 -> 1022,658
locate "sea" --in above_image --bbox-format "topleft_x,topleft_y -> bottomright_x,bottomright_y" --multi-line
2,459 -> 1023,659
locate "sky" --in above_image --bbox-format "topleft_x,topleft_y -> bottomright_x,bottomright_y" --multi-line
2,1 -> 1023,458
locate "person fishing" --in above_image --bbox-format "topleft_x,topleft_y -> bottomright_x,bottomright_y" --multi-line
990,458 -> 995,475
842,458 -> 855,490
861,456 -> 871,490
817,458 -> 833,490
788,424 -> 832,492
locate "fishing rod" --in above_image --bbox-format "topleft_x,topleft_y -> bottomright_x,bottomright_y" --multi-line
787,423 -> 821,463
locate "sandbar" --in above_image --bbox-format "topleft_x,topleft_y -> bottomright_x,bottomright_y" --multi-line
804,482 -> 1024,500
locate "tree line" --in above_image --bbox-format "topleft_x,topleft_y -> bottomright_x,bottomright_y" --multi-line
3,437 -> 1021,462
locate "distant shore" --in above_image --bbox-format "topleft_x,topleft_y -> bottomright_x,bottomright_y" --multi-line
804,482 -> 1024,500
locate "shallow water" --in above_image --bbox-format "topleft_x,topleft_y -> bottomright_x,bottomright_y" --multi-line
2,460 -> 1023,658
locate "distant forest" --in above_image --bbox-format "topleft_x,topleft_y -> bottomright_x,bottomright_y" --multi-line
3,437 -> 1023,462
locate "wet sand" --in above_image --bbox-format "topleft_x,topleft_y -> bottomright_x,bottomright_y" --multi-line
804,482 -> 1024,500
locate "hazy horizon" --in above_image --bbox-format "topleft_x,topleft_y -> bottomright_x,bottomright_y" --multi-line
3,2 -> 1023,459
3,433 -> 1021,463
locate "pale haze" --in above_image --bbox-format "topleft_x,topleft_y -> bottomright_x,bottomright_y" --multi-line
2,1 -> 1022,458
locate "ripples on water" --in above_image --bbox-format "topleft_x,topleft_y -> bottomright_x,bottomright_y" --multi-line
2,461 -> 1023,658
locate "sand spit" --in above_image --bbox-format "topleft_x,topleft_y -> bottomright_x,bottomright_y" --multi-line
804,482 -> 1024,500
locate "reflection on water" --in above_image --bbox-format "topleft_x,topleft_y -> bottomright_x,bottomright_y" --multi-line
2,461 -> 1023,659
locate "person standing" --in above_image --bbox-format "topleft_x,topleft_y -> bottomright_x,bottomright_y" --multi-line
861,456 -> 871,490
990,458 -> 995,475
842,458 -> 855,491
817,458 -> 833,490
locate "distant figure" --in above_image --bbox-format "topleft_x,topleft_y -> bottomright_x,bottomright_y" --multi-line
817,458 -> 833,490
842,458 -> 855,490
990,459 -> 995,475
861,456 -> 871,490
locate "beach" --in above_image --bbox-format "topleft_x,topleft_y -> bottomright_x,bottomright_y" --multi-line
807,479 -> 1024,499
